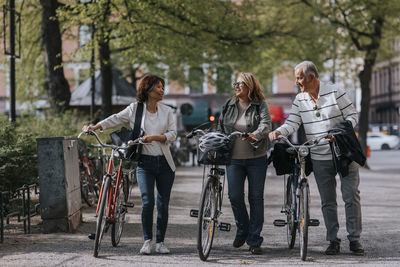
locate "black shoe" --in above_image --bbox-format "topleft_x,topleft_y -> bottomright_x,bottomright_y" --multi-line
233,239 -> 246,248
350,241 -> 364,256
325,240 -> 340,255
249,246 -> 262,255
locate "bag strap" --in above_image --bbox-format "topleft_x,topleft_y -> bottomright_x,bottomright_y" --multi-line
132,102 -> 144,139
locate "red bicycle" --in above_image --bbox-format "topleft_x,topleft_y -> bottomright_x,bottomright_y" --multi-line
78,130 -> 143,257
77,139 -> 101,207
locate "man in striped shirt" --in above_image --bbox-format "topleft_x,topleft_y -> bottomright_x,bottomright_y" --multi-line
269,61 -> 364,256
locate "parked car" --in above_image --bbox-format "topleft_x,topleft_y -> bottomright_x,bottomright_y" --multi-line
367,132 -> 400,150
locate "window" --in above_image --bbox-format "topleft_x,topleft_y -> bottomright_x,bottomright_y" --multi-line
78,68 -> 90,85
79,25 -> 91,47
188,67 -> 204,94
216,66 -> 232,94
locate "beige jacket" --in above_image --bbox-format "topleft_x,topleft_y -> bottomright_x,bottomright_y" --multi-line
98,102 -> 177,171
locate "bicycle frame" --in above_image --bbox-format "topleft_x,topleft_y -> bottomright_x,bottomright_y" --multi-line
95,151 -> 124,223
78,130 -> 143,223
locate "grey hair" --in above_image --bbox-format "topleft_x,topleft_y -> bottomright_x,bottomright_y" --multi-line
294,61 -> 319,79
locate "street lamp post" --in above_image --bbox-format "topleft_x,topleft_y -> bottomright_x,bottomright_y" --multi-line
3,0 -> 20,123
90,23 -> 95,123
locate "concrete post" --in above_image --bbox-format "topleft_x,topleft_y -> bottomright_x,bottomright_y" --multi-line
36,136 -> 82,233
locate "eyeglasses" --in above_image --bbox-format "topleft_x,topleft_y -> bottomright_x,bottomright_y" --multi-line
313,104 -> 320,117
232,81 -> 245,88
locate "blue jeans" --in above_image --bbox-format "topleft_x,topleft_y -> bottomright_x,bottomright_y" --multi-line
136,155 -> 175,243
226,155 -> 267,247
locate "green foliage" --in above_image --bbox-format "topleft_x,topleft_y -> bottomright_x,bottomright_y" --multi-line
0,116 -> 37,192
0,111 -> 90,192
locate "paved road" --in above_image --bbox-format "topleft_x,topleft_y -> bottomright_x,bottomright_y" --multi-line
1,151 -> 400,266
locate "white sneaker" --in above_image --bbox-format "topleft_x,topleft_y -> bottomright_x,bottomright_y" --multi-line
155,242 -> 170,254
139,239 -> 152,255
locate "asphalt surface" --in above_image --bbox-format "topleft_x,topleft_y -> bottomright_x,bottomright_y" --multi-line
1,150 -> 400,266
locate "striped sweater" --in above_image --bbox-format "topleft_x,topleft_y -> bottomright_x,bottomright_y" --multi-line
276,83 -> 358,160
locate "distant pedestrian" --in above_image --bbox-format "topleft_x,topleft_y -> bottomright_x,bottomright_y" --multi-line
218,72 -> 272,255
83,75 -> 176,255
269,61 -> 364,256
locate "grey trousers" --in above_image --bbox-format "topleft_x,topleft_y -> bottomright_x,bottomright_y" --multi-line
311,160 -> 362,242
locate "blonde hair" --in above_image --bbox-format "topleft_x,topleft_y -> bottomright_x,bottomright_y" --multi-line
237,72 -> 265,102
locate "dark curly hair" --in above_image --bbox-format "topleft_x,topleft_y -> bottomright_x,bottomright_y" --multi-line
136,75 -> 165,103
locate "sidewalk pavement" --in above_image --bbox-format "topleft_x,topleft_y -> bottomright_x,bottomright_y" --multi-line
0,151 -> 399,266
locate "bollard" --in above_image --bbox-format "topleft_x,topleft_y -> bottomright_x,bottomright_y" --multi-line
36,136 -> 82,233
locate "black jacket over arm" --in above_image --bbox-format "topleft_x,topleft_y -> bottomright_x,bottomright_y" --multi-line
329,120 -> 366,177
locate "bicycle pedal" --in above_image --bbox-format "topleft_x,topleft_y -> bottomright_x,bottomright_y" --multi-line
123,202 -> 134,208
88,233 -> 95,240
219,222 -> 231,232
309,219 -> 320,226
273,219 -> 287,227
190,209 -> 198,218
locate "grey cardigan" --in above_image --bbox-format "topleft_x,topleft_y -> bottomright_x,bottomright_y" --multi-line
98,102 -> 177,171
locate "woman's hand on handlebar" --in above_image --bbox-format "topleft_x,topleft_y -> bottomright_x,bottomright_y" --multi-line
82,124 -> 101,133
242,132 -> 257,143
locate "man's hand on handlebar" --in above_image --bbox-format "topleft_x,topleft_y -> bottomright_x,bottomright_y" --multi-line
269,130 -> 281,141
326,134 -> 335,142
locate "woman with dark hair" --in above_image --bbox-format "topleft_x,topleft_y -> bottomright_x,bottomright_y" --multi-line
82,75 -> 176,255
218,72 -> 271,255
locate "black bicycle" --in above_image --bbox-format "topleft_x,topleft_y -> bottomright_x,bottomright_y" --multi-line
273,135 -> 328,261
188,128 -> 247,261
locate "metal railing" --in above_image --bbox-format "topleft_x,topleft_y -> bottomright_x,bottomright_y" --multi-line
0,183 -> 40,243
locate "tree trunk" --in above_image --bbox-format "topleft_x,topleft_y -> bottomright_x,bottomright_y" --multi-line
358,49 -> 377,168
99,37 -> 112,119
98,0 -> 112,119
40,0 -> 70,112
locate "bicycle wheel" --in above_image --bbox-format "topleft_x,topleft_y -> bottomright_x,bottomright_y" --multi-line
298,183 -> 310,261
94,175 -> 111,257
111,175 -> 127,247
286,175 -> 297,249
80,172 -> 91,207
87,161 -> 101,198
197,177 -> 217,261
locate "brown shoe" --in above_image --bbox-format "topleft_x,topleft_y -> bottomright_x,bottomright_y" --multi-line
325,240 -> 340,255
233,239 -> 246,248
350,241 -> 364,256
249,246 -> 262,255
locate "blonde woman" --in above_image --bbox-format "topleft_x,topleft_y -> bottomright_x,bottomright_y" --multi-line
218,72 -> 272,255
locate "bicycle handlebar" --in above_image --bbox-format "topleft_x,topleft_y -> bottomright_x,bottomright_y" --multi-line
186,129 -> 248,139
77,130 -> 146,151
277,134 -> 328,150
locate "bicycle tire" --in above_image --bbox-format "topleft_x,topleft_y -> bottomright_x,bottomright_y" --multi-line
197,177 -> 217,261
298,183 -> 309,261
88,161 -> 101,198
94,175 -> 111,257
286,175 -> 297,249
111,174 -> 127,247
80,172 -> 91,207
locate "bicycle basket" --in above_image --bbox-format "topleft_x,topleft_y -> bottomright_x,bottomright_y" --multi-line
197,132 -> 233,165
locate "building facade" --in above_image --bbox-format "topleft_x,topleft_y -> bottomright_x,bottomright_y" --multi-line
370,38 -> 400,129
